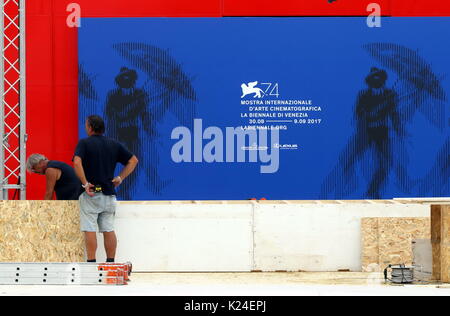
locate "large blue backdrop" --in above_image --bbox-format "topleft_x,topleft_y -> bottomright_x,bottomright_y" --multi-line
78,17 -> 449,200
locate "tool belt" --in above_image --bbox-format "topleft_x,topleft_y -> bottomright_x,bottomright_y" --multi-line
93,185 -> 103,193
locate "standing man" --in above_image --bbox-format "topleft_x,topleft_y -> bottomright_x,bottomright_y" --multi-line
73,115 -> 138,263
26,154 -> 81,200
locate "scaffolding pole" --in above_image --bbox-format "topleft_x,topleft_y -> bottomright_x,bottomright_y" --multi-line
0,0 -> 5,199
19,0 -> 26,200
0,0 -> 26,200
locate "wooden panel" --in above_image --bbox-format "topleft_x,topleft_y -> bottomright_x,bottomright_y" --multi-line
0,201 -> 83,262
431,205 -> 450,283
378,218 -> 430,267
361,218 -> 379,271
442,206 -> 450,283
432,205 -> 442,280
361,217 -> 430,271
431,205 -> 442,243
432,242 -> 442,280
443,205 -> 450,242
442,244 -> 450,283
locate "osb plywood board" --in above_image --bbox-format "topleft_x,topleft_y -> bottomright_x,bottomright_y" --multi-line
362,217 -> 430,272
432,243 -> 442,280
361,218 -> 380,271
432,205 -> 450,282
0,201 -> 83,262
444,206 -> 450,243
442,244 -> 450,282
444,206 -> 450,282
431,205 -> 442,242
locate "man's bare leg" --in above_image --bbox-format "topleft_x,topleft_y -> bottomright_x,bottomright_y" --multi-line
84,232 -> 97,261
103,231 -> 117,261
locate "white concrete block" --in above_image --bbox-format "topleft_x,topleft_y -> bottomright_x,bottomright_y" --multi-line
253,203 -> 430,272
94,202 -> 430,272
96,203 -> 254,272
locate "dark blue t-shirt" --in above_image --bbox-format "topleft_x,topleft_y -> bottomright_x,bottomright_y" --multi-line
47,160 -> 81,200
74,135 -> 134,195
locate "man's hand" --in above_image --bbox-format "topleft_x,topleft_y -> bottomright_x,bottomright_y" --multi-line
112,176 -> 123,188
83,183 -> 95,197
112,156 -> 138,189
73,156 -> 95,197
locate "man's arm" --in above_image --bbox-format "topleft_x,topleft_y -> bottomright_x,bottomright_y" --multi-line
44,168 -> 61,200
112,155 -> 139,188
73,156 -> 95,196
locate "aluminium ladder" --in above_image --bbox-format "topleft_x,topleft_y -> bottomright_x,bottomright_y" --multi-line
0,262 -> 132,285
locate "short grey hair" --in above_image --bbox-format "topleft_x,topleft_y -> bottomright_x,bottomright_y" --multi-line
26,154 -> 48,172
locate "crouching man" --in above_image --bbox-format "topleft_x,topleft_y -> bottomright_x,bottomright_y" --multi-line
26,154 -> 81,200
73,115 -> 138,263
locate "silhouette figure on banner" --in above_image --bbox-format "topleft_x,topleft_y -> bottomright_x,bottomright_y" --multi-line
321,42 -> 449,199
108,43 -> 198,199
105,67 -> 157,200
320,67 -> 408,199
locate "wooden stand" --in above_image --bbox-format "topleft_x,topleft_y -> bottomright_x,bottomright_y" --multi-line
431,205 -> 450,283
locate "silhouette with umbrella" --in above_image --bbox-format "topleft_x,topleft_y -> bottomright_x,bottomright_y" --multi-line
103,42 -> 197,198
364,43 -> 446,131
113,42 -> 197,129
320,67 -> 405,199
365,43 -> 448,197
321,43 -> 447,199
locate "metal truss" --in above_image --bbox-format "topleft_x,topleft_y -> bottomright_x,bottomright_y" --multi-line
0,0 -> 26,200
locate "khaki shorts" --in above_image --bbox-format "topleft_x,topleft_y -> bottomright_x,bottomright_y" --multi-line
79,192 -> 117,232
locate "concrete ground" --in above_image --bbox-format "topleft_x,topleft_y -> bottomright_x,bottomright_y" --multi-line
0,272 -> 449,296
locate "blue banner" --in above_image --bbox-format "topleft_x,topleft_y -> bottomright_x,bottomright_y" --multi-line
78,17 -> 450,200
